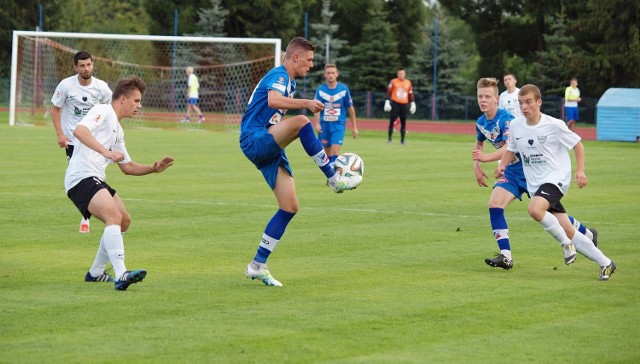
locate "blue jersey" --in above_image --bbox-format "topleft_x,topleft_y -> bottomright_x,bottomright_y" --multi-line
240,65 -> 295,141
476,109 -> 521,167
314,82 -> 353,124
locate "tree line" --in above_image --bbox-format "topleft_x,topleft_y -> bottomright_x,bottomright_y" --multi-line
1,0 -> 638,99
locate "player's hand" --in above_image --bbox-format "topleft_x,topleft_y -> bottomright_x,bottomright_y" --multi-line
308,100 -> 324,113
474,165 -> 489,187
314,123 -> 322,133
57,134 -> 70,148
494,166 -> 506,179
409,101 -> 416,114
472,149 -> 488,163
153,157 -> 175,172
104,151 -> 125,163
574,171 -> 587,188
383,100 -> 391,112
352,128 -> 358,139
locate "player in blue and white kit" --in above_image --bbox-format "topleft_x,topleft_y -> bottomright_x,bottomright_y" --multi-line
313,64 -> 358,166
496,84 -> 615,280
472,78 -> 596,270
240,37 -> 362,287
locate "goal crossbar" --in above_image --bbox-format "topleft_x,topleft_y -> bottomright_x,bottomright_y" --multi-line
10,30 -> 281,126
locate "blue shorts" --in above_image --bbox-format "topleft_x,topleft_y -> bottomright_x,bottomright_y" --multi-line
318,121 -> 346,147
240,128 -> 292,190
495,164 -> 529,201
188,97 -> 199,105
565,107 -> 578,121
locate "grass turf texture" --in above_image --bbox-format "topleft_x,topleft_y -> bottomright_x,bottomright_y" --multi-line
1,123 -> 639,363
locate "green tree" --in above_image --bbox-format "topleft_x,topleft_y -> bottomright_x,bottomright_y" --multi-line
0,0 -> 63,78
308,0 -> 350,88
533,14 -> 579,97
348,5 -> 399,91
385,0 -> 428,68
571,0 -> 640,96
224,0 -> 304,42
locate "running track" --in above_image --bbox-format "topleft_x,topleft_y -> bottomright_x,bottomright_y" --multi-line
356,119 -> 597,141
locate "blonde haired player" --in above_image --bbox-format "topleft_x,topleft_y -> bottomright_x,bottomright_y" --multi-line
183,66 -> 205,123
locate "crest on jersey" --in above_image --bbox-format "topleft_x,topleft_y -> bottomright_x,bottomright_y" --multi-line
94,114 -> 102,123
537,135 -> 548,144
82,96 -> 87,102
528,139 -> 534,146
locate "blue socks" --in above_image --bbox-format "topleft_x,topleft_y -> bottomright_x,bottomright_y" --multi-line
298,123 -> 334,178
489,208 -> 511,251
254,209 -> 296,263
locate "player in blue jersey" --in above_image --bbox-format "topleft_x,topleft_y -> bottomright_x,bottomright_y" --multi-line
240,37 -> 362,287
313,64 -> 358,167
472,78 -> 597,270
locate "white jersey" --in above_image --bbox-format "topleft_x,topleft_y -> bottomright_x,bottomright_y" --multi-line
64,104 -> 131,192
51,75 -> 112,145
507,113 -> 581,195
499,88 -> 522,118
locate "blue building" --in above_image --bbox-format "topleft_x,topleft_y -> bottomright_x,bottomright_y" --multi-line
596,88 -> 640,142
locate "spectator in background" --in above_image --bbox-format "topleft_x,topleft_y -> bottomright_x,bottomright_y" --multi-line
384,69 -> 415,144
498,73 -> 522,118
182,66 -> 205,124
564,77 -> 581,131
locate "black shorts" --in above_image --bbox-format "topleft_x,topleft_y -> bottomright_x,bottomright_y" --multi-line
67,177 -> 116,219
390,101 -> 408,122
65,145 -> 75,161
534,183 -> 566,214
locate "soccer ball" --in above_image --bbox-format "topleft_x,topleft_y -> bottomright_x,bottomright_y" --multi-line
334,153 -> 364,177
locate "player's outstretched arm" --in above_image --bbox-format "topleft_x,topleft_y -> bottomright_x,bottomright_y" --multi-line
119,157 -> 174,176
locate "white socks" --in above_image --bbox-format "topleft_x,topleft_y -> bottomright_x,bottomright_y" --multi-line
101,224 -> 126,279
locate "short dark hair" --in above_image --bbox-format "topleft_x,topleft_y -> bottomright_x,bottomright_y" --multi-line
285,37 -> 315,59
112,76 -> 147,100
324,64 -> 337,70
504,72 -> 517,79
74,51 -> 93,65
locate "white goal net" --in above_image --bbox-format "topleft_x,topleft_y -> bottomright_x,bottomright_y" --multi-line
10,31 -> 281,130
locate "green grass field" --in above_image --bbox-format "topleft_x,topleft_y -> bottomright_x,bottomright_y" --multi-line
1,123 -> 639,363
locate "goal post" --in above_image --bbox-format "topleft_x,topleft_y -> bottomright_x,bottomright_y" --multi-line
10,30 -> 281,129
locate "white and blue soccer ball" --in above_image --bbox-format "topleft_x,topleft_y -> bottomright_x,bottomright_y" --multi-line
334,153 -> 364,177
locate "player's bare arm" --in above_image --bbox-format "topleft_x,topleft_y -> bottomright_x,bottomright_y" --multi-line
473,144 -> 507,163
73,125 -> 124,162
573,142 -> 587,188
118,157 -> 174,176
348,106 -> 358,138
472,141 -> 489,187
51,106 -> 70,148
267,90 -> 323,113
495,150 -> 515,178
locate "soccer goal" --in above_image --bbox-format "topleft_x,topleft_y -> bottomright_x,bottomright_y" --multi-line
10,31 -> 281,129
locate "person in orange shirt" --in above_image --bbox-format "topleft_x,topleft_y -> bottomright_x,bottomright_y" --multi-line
384,69 -> 416,144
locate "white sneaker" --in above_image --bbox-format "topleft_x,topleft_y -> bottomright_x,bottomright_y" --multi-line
328,174 -> 362,193
79,219 -> 90,234
562,243 -> 577,265
245,263 -> 283,287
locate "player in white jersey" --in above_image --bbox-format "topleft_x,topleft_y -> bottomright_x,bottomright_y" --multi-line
496,84 -> 616,280
51,51 -> 112,233
65,76 -> 174,290
498,73 -> 521,118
